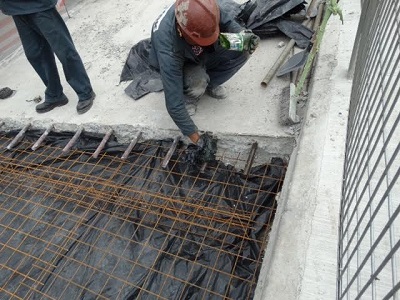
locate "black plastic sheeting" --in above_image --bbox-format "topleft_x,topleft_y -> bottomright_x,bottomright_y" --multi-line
245,0 -> 306,29
120,38 -> 163,100
235,0 -> 312,48
0,130 -> 286,299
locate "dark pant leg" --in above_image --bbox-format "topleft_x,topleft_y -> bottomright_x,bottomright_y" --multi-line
32,8 -> 93,101
204,45 -> 249,88
13,15 -> 64,103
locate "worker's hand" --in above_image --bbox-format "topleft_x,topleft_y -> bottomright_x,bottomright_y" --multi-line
185,133 -> 217,165
241,29 -> 260,54
249,33 -> 260,54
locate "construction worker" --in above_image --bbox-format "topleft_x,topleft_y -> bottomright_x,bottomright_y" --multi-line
0,0 -> 95,114
149,0 -> 260,148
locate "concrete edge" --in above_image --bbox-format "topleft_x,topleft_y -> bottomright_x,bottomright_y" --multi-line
0,117 -> 296,168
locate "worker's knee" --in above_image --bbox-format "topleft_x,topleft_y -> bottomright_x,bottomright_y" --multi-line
183,64 -> 210,99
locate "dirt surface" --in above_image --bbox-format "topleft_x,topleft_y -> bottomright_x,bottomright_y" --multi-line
0,0 -> 297,158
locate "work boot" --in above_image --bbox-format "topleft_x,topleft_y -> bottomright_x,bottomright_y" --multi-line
206,85 -> 227,99
77,91 -> 95,114
36,94 -> 68,113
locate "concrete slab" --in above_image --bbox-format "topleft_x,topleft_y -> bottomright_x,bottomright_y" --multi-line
0,0 -> 361,298
0,0 -> 297,159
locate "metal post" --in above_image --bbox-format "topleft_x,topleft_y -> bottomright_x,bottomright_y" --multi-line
6,123 -> 31,150
31,124 -> 53,151
200,162 -> 207,173
121,132 -> 142,160
348,0 -> 369,79
92,129 -> 113,159
161,136 -> 180,169
243,142 -> 258,176
260,12 -> 312,87
62,126 -> 83,153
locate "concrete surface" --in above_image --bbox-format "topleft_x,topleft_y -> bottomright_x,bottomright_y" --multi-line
0,0 -> 297,160
255,1 -> 361,299
0,0 -> 361,299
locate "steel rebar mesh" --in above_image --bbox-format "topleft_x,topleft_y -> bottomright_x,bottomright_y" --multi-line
338,0 -> 400,299
0,130 -> 286,300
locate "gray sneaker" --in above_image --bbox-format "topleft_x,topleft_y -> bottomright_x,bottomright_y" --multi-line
206,85 -> 227,99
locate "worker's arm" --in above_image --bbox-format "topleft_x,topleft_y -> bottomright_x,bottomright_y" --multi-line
157,50 -> 201,142
150,5 -> 202,145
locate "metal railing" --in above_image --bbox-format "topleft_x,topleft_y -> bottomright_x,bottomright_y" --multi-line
338,0 -> 400,299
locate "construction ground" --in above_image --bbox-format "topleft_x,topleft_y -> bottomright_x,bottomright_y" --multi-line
0,0 -> 361,299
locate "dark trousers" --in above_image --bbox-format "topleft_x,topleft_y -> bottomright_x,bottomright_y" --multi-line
13,8 -> 93,103
184,46 -> 249,98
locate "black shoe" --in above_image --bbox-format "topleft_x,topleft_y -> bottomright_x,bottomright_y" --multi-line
36,96 -> 68,113
77,91 -> 95,114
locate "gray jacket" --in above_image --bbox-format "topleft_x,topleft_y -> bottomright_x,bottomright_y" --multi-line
149,4 -> 243,136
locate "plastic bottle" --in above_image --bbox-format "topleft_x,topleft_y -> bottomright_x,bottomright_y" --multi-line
219,32 -> 252,52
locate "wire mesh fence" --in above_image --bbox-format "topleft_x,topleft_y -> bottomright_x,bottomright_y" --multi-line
338,0 -> 400,299
0,130 -> 287,299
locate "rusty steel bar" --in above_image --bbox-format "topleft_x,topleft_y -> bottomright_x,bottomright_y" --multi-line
243,142 -> 258,176
31,124 -> 53,151
161,136 -> 180,169
92,129 -> 114,159
62,126 -> 83,153
121,132 -> 142,160
200,162 -> 208,173
6,123 -> 31,150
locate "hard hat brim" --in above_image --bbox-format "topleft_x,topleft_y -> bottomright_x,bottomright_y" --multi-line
182,28 -> 219,47
193,30 -> 219,46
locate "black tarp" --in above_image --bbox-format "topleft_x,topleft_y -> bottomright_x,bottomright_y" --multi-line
0,130 -> 286,299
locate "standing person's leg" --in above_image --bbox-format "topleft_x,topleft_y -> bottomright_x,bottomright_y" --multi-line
204,46 -> 249,98
32,8 -> 95,113
13,14 -> 67,109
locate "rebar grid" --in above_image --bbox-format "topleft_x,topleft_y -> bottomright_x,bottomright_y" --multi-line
338,0 -> 400,299
0,132 -> 286,300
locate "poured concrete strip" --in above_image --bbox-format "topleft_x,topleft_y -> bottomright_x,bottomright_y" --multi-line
254,1 -> 361,299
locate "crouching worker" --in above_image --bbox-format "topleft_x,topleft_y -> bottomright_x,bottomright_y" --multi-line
148,0 -> 260,149
0,0 -> 95,114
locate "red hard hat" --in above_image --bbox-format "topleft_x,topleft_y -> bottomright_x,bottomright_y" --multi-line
175,0 -> 220,46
